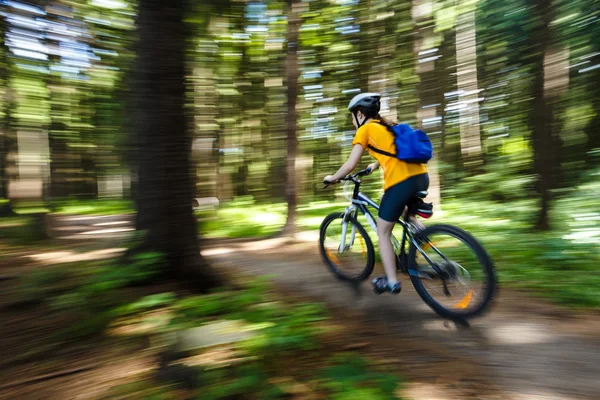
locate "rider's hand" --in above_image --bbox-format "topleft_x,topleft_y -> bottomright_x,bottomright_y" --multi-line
323,175 -> 338,184
366,163 -> 379,174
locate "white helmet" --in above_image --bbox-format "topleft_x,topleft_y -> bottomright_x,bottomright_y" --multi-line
347,92 -> 381,113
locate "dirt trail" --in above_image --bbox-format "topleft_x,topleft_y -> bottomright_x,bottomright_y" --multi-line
205,236 -> 600,400
4,214 -> 600,399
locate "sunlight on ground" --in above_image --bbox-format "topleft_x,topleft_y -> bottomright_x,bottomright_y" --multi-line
485,323 -> 557,345
81,228 -> 135,235
294,230 -> 319,242
93,221 -> 130,227
201,247 -> 235,256
24,248 -> 126,265
239,238 -> 291,252
177,346 -> 249,368
402,382 -> 454,400
510,391 -> 582,400
108,310 -> 174,337
202,233 -> 317,256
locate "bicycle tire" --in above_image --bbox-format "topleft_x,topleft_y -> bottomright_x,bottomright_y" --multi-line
408,224 -> 497,320
319,212 -> 375,282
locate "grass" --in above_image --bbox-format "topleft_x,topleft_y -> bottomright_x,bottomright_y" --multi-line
51,198 -> 133,215
197,197 -> 348,238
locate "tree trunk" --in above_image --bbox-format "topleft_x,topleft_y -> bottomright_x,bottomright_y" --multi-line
412,0 -> 441,210
584,67 -> 600,167
437,30 -> 456,187
282,0 -> 300,236
358,0 -> 372,92
0,14 -> 9,201
455,8 -> 483,168
530,0 -> 563,231
132,0 -> 222,290
0,12 -> 16,216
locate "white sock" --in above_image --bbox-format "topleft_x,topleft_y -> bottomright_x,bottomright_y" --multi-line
387,276 -> 399,286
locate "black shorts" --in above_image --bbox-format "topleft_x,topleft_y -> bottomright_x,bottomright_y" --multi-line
378,173 -> 430,222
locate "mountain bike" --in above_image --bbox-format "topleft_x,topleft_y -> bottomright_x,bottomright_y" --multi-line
320,168 -> 496,320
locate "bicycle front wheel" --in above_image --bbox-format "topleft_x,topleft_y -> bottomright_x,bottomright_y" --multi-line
408,224 -> 496,320
319,212 -> 375,282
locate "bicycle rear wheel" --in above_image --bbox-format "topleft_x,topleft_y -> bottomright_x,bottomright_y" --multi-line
319,212 -> 375,282
408,224 -> 496,319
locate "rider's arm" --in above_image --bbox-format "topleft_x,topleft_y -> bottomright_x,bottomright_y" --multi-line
330,144 -> 364,182
367,161 -> 380,172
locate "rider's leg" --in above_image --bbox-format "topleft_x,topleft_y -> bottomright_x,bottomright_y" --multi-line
375,179 -> 414,291
410,173 -> 430,231
376,217 -> 398,285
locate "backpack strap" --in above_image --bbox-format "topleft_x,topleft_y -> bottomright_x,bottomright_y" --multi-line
366,120 -> 397,157
367,145 -> 396,158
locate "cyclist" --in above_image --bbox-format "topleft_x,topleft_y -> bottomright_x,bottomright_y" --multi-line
323,93 -> 430,294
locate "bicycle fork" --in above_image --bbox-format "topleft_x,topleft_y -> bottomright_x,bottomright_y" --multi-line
338,217 -> 358,254
338,207 -> 360,254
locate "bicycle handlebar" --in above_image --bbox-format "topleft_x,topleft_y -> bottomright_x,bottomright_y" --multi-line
323,168 -> 372,188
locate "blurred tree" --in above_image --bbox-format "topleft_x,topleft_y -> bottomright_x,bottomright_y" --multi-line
455,2 -> 483,167
282,0 -> 300,236
412,0 -> 441,209
132,0 -> 221,289
0,11 -> 16,215
530,0 -> 563,230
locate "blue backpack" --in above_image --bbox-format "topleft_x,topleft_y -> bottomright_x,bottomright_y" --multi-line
368,123 -> 433,164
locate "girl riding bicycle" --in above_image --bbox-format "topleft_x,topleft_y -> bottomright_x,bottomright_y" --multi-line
323,93 -> 430,294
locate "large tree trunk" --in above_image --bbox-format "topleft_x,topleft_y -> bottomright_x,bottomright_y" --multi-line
133,0 -> 222,289
281,0 -> 300,236
530,0 -> 563,231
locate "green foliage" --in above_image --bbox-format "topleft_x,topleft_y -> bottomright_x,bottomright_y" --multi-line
89,273 -> 399,399
201,363 -> 271,399
320,354 -> 401,400
105,378 -> 182,400
171,278 -> 272,325
23,251 -> 169,339
0,215 -> 48,246
199,199 -> 348,238
113,292 -> 177,317
199,197 -> 286,238
51,199 -> 134,216
439,189 -> 600,307
173,293 -> 239,321
77,252 -> 165,303
246,302 -> 328,354
18,267 -> 71,304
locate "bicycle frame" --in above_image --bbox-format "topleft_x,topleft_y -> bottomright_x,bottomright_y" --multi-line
340,182 -> 412,271
335,171 -> 448,277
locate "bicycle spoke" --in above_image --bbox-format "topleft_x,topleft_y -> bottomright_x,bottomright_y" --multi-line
321,214 -> 372,280
412,227 -> 492,315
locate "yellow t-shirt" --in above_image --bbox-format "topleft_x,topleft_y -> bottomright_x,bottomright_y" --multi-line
352,120 -> 428,191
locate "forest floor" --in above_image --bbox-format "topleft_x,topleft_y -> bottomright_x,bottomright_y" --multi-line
205,235 -> 600,400
1,219 -> 599,399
